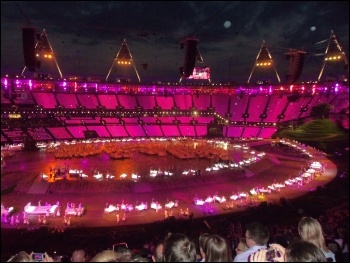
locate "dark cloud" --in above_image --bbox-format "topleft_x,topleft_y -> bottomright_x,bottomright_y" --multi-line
1,1 -> 348,83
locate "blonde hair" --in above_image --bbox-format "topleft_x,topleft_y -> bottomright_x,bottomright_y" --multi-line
298,217 -> 329,252
89,250 -> 120,262
7,251 -> 33,262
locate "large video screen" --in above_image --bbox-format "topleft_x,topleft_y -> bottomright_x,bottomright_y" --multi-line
187,67 -> 210,80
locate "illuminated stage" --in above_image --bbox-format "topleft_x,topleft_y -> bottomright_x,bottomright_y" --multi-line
1,138 -> 337,229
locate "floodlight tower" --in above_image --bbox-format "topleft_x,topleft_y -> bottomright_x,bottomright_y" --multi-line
105,39 -> 141,82
317,30 -> 349,82
21,29 -> 63,78
247,40 -> 281,84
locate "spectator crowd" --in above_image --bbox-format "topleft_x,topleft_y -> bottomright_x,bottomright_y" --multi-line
6,204 -> 348,262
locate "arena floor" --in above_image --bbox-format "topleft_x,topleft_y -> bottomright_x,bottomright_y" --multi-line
1,139 -> 337,230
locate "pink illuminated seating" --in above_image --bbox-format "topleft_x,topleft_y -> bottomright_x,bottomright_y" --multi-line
259,127 -> 277,138
264,94 -> 288,122
174,94 -> 192,109
102,118 -> 120,124
117,95 -> 137,109
47,127 -> 73,139
193,117 -> 214,124
32,92 -> 57,109
106,125 -> 128,137
242,127 -> 261,138
143,126 -> 163,137
298,96 -> 314,118
65,117 -> 100,125
65,119 -> 83,124
87,126 -> 111,138
226,126 -> 244,138
1,134 -> 7,143
195,126 -> 207,137
140,117 -> 158,124
212,94 -> 230,116
56,94 -> 79,109
27,128 -> 53,141
283,96 -> 310,121
82,119 -> 101,124
229,94 -> 249,121
125,125 -> 146,137
137,95 -> 156,109
2,128 -> 26,143
122,117 -> 139,124
161,125 -> 180,137
330,93 -> 349,113
158,117 -> 175,123
245,95 -> 269,122
1,90 -> 11,104
67,126 -> 87,139
13,92 -> 35,105
77,94 -> 99,109
193,94 -> 210,110
156,96 -> 174,110
304,94 -> 336,117
179,125 -> 196,137
98,94 -> 118,109
175,117 -> 192,124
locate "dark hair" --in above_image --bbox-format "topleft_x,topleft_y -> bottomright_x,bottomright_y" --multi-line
336,223 -> 349,250
198,233 -> 211,258
286,240 -> 327,262
163,233 -> 197,262
204,234 -> 233,262
246,222 -> 269,246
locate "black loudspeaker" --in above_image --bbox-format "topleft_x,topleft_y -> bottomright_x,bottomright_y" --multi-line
83,130 -> 99,139
183,38 -> 198,77
22,27 -> 37,72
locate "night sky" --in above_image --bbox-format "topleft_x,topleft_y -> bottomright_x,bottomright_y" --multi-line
1,1 -> 349,83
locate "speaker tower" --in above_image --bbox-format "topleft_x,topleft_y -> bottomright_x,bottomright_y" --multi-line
183,38 -> 198,77
22,27 -> 38,72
